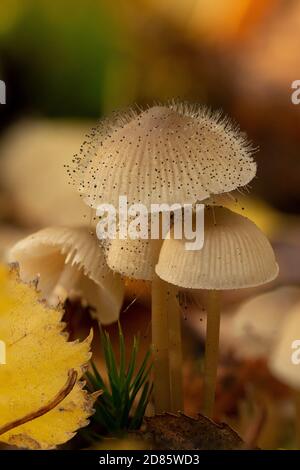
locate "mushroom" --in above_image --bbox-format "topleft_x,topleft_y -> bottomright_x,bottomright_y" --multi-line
0,120 -> 90,228
70,103 -> 256,210
69,103 -> 257,414
233,286 -> 300,360
9,226 -> 124,325
156,206 -> 279,417
106,237 -> 162,282
269,302 -> 300,448
269,302 -> 300,390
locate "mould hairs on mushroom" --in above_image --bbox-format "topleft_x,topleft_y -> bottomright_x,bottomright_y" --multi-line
169,100 -> 258,158
68,101 -> 257,211
66,105 -> 141,189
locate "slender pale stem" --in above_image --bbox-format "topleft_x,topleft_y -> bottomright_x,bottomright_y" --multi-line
152,274 -> 171,413
48,263 -> 81,306
203,290 -> 221,418
168,286 -> 183,413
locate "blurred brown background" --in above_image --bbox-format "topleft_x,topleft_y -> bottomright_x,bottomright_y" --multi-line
1,0 -> 300,210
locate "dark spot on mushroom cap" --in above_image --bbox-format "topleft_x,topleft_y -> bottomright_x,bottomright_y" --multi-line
67,102 -> 257,209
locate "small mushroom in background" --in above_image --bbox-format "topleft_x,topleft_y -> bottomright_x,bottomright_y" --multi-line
70,103 -> 257,415
269,302 -> 300,448
156,206 -> 279,417
233,286 -> 300,360
0,120 -> 90,228
226,286 -> 300,449
9,226 -> 124,325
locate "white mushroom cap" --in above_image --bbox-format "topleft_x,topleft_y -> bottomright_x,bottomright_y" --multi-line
0,120 -> 90,227
105,237 -> 163,281
233,286 -> 300,359
155,206 -> 279,290
71,103 -> 256,209
9,227 -> 124,325
269,302 -> 300,390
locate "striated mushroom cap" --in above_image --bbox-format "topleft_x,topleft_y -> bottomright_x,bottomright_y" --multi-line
233,286 -> 300,359
9,227 -> 124,325
105,237 -> 163,281
156,206 -> 279,290
269,302 -> 300,390
70,103 -> 256,209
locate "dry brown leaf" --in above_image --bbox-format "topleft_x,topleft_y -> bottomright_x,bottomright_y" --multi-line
139,413 -> 244,450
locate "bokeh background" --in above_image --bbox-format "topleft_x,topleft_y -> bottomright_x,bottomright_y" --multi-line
1,0 -> 300,449
1,0 -> 300,215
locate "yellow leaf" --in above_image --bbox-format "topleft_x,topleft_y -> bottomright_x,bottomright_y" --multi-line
0,264 -> 93,449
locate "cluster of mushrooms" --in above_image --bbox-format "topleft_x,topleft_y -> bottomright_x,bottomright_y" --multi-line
233,286 -> 300,446
9,103 -> 280,420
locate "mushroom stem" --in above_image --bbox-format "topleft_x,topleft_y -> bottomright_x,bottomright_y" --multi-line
152,274 -> 171,413
168,286 -> 183,413
48,263 -> 81,306
203,290 -> 221,418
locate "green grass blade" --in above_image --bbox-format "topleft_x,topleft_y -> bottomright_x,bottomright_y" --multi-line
84,324 -> 153,439
125,336 -> 138,387
118,321 -> 126,385
130,381 -> 152,429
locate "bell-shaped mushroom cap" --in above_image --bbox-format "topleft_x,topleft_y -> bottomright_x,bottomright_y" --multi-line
71,103 -> 256,209
105,237 -> 163,281
269,302 -> 300,390
233,286 -> 300,359
9,227 -> 124,325
156,207 -> 279,290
